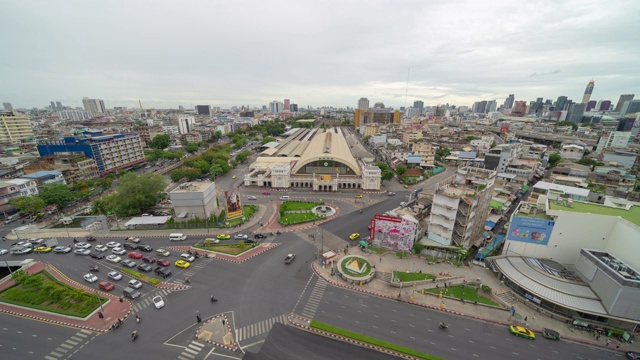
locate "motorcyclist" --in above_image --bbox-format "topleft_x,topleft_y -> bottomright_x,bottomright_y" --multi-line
210,295 -> 217,302
185,277 -> 190,283
135,315 -> 140,323
439,322 -> 447,329
131,330 -> 138,340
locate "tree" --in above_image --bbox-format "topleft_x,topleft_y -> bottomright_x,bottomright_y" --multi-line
362,135 -> 371,144
261,136 -> 276,145
548,153 -> 562,168
210,131 -> 222,142
376,162 -> 394,183
9,195 -> 46,215
191,160 -> 211,174
40,183 -> 76,209
185,142 -> 199,153
236,149 -> 251,163
396,165 -> 408,176
108,173 -> 166,216
210,164 -> 224,179
465,136 -> 476,142
149,134 -> 171,149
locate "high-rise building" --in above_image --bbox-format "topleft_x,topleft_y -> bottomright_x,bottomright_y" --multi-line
284,99 -> 290,111
413,100 -> 424,114
511,101 -> 527,117
82,97 -> 106,115
50,101 -> 56,111
586,101 -> 597,112
486,100 -> 497,113
195,105 -> 211,115
354,108 -> 402,127
2,102 -> 12,112
56,101 -> 63,111
357,98 -> 370,110
290,104 -> 298,112
269,100 -> 284,113
595,131 -> 632,154
598,100 -> 612,111
615,94 -> 635,113
0,111 -> 34,142
554,96 -> 568,111
567,103 -> 586,123
581,80 -> 595,104
620,100 -> 640,116
57,110 -> 90,121
503,94 -> 515,109
178,115 -> 195,134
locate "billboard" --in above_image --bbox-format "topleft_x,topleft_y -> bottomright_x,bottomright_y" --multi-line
507,216 -> 555,245
371,214 -> 417,252
407,155 -> 422,164
500,122 -> 510,133
224,190 -> 243,219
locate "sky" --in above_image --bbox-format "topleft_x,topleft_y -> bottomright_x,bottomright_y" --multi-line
2,0 -> 640,110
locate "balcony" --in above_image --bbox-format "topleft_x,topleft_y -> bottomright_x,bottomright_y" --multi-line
455,215 -> 467,226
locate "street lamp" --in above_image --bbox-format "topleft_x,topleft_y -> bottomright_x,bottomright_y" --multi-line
1,251 -> 13,275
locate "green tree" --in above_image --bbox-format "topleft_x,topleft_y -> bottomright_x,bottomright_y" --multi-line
396,165 -> 408,176
210,164 -> 224,179
191,160 -> 211,174
236,149 -> 251,163
170,169 -> 186,182
210,131 -> 222,142
109,173 -> 166,216
261,136 -> 276,145
9,195 -> 46,215
149,134 -> 171,149
40,183 -> 76,209
185,142 -> 199,153
555,121 -> 578,131
548,153 -> 562,168
465,136 -> 476,142
435,147 -> 452,162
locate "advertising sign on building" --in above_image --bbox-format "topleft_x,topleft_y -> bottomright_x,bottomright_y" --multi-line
407,154 -> 422,164
500,122 -> 510,133
224,190 -> 243,219
370,214 -> 417,252
507,216 -> 555,245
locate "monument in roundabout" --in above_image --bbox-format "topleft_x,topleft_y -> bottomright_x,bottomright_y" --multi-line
336,255 -> 375,285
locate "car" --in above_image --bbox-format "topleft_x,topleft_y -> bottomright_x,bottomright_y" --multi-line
128,251 -> 143,259
108,271 -> 123,281
89,252 -> 105,259
112,247 -> 126,255
106,255 -> 122,263
285,254 -> 296,264
254,233 -> 267,239
86,236 -> 97,242
106,241 -> 121,248
354,195 -> 363,199
75,242 -> 91,249
126,237 -> 141,243
74,249 -> 91,256
216,234 -> 231,240
262,191 -> 271,195
388,192 -> 396,196
16,241 -> 32,247
99,281 -> 115,291
156,248 -> 171,257
11,246 -> 33,255
142,256 -> 157,263
247,195 -> 257,200
53,245 -> 72,253
0,249 -> 8,256
204,238 -> 220,244
180,253 -> 195,262
83,273 -> 98,283
627,351 -> 640,360
509,326 -> 535,340
94,244 -> 108,252
152,295 -> 164,309
404,184 -> 409,189
123,243 -> 138,250
137,263 -> 153,272
29,238 -> 45,245
121,259 -> 137,268
244,239 -> 257,244
349,233 -> 360,240
138,244 -> 153,252
234,234 -> 248,240
232,175 -> 236,179
156,259 -> 170,267
175,260 -> 191,269
154,267 -> 172,278
128,279 -> 143,289
34,246 -> 52,253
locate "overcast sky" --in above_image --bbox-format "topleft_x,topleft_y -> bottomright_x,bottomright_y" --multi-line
2,0 -> 640,110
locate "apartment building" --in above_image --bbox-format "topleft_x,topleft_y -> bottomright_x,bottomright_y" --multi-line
0,179 -> 39,217
0,111 -> 34,142
411,142 -> 436,168
402,130 -> 423,144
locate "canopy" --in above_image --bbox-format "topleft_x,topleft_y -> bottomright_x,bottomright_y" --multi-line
359,240 -> 369,248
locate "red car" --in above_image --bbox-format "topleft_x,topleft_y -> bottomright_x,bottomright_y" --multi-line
142,256 -> 157,264
156,259 -> 170,267
262,191 -> 271,195
99,281 -> 115,291
128,251 -> 143,259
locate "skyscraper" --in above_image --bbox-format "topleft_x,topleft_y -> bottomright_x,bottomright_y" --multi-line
567,103 -> 586,123
620,100 -> 640,116
486,100 -> 497,113
503,94 -> 515,109
586,101 -> 597,112
82,97 -> 106,115
581,80 -> 595,104
195,105 -> 211,115
615,94 -> 635,113
2,102 -> 12,111
413,100 -> 424,114
554,96 -> 568,111
56,101 -> 63,111
357,98 -> 370,110
290,104 -> 298,112
599,100 -> 612,111
50,101 -> 56,111
284,99 -> 290,111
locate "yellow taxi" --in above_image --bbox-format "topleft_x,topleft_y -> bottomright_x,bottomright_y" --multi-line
509,326 -> 535,340
232,175 -> 237,179
354,195 -> 363,199
349,233 -> 360,240
34,246 -> 52,253
175,260 -> 191,269
216,234 -> 231,240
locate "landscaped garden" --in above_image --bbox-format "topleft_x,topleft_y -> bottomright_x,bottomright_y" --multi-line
340,256 -> 372,277
280,200 -> 323,211
278,201 -> 326,226
394,271 -> 436,282
424,284 -> 499,306
0,270 -> 107,317
193,243 -> 254,255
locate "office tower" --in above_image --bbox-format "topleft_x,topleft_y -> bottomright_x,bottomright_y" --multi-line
82,97 -> 106,114
413,100 -> 424,114
581,80 -> 595,104
617,118 -> 636,132
486,100 -> 497,113
284,99 -> 290,111
56,101 -> 63,111
565,100 -> 574,111
511,101 -> 527,116
586,101 -> 597,112
615,94 -> 635,113
503,94 -> 515,109
50,101 -> 56,111
567,103 -> 586,123
2,102 -> 12,111
0,110 -> 34,142
554,96 -> 568,111
57,110 -> 90,121
598,100 -> 611,111
178,105 -> 185,112
178,115 -> 195,134
620,100 -> 640,116
290,104 -> 298,112
195,105 -> 211,115
357,98 -> 370,110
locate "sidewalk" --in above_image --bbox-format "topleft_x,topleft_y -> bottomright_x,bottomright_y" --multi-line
311,249 -> 637,354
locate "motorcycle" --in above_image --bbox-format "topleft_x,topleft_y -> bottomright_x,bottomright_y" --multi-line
439,322 -> 448,330
131,330 -> 139,342
89,265 -> 99,272
135,315 -> 141,323
210,296 -> 218,302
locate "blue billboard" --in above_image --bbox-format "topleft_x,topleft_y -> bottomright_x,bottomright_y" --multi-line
507,216 -> 555,245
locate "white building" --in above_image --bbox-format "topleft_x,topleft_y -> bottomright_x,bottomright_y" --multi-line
560,144 -> 585,160
162,126 -> 179,135
82,97 -> 106,115
357,98 -> 370,110
595,132 -> 631,154
169,181 -> 218,220
57,110 -> 91,121
178,115 -> 195,135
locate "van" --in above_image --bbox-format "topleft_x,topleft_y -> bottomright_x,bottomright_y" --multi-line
180,253 -> 195,262
169,233 -> 187,241
123,287 -> 141,300
279,196 -> 289,201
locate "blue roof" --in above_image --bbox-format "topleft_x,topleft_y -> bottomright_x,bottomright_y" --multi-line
485,220 -> 496,229
23,170 -> 62,178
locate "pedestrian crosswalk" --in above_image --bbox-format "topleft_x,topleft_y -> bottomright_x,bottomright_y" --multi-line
133,288 -> 171,312
45,330 -> 92,360
301,279 -> 326,319
235,314 -> 287,342
177,257 -> 213,283
177,340 -> 206,360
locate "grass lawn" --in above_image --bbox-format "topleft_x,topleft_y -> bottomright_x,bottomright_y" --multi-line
340,256 -> 372,277
279,212 -> 323,225
424,285 -> 500,306
0,270 -> 107,317
120,268 -> 162,285
311,320 -> 443,360
394,271 -> 436,281
227,205 -> 257,227
549,201 -> 640,226
368,246 -> 385,254
194,243 -> 253,255
281,201 -> 323,211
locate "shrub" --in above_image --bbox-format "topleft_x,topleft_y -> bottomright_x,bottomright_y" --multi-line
481,285 -> 491,293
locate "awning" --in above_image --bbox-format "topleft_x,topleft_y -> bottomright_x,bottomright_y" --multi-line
177,211 -> 188,218
485,221 -> 496,230
359,240 -> 369,248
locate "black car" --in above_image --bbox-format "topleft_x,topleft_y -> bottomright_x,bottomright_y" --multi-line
154,267 -> 172,279
123,243 -> 138,250
86,236 -> 97,242
137,263 -> 152,272
121,259 -> 137,268
89,252 -> 105,259
254,234 -> 267,239
244,239 -> 257,244
138,244 -> 153,252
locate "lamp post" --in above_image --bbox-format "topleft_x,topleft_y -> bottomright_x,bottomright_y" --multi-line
1,252 -> 13,275
53,207 -> 71,240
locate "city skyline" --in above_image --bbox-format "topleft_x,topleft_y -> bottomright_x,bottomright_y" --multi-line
1,0 -> 639,110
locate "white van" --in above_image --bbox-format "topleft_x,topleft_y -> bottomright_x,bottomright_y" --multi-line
169,233 -> 187,241
279,196 -> 289,201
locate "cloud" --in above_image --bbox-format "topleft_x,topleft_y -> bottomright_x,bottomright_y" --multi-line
529,70 -> 562,78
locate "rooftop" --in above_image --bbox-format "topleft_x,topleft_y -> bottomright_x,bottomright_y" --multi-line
549,201 -> 640,226
170,181 -> 215,193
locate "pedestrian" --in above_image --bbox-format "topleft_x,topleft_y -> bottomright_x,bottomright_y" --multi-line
616,343 -> 620,349
98,311 -> 104,319
524,316 -> 527,322
379,257 -> 382,262
606,339 -> 611,346
119,297 -> 123,303
597,334 -> 601,341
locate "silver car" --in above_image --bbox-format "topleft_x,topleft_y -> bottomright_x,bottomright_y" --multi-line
74,249 -> 91,256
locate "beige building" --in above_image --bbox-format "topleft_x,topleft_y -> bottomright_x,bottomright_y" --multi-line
0,111 -> 33,142
402,130 -> 423,144
412,142 -> 436,168
363,123 -> 381,137
169,181 -> 218,220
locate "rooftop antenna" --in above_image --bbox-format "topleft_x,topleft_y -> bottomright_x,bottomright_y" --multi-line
404,67 -> 411,107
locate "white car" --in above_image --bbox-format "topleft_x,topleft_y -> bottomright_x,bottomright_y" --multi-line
95,244 -> 108,252
83,273 -> 98,283
75,242 -> 91,249
106,241 -> 121,248
106,255 -> 122,264
112,247 -> 126,255
0,249 -> 8,255
108,271 -> 123,281
53,246 -> 72,253
247,196 -> 257,200
74,249 -> 91,256
128,279 -> 143,289
234,234 -> 248,240
152,295 -> 164,309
